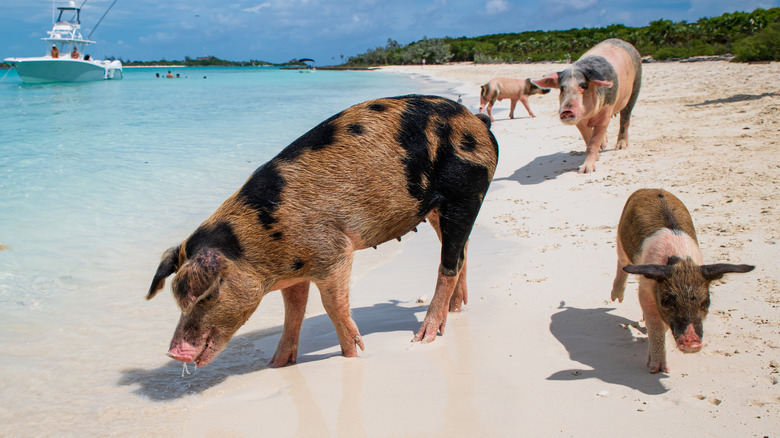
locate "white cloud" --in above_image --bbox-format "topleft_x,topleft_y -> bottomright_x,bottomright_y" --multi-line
486,0 -> 509,14
243,2 -> 271,14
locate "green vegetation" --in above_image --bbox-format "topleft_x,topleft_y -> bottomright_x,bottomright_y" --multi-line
114,56 -> 308,67
345,7 -> 780,65
3,7 -> 777,70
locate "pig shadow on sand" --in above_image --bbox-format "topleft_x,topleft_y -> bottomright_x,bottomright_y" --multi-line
494,151 -> 589,185
118,300 -> 422,401
547,302 -> 669,395
686,91 -> 779,107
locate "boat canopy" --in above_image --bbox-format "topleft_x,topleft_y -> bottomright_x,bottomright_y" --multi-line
42,5 -> 95,45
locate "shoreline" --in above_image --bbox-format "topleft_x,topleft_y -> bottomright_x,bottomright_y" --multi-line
183,61 -> 779,436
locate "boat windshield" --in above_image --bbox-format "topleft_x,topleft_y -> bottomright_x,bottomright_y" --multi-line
56,7 -> 81,25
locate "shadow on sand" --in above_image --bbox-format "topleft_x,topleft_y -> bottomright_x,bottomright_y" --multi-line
494,151 -> 584,185
547,302 -> 668,395
119,300 -> 422,401
686,92 -> 779,107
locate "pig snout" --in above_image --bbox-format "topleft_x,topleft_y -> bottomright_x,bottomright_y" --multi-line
675,324 -> 703,353
167,328 -> 214,366
559,106 -> 578,124
558,99 -> 580,124
167,341 -> 199,363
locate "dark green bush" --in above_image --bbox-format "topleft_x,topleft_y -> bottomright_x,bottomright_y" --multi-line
345,7 -> 779,66
732,22 -> 780,61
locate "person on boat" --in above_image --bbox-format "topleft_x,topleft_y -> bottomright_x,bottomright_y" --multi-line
51,45 -> 59,58
71,47 -> 80,59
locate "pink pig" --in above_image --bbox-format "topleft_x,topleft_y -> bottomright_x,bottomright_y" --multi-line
478,77 -> 550,122
533,38 -> 642,173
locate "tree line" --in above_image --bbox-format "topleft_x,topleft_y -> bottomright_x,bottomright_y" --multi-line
345,7 -> 780,66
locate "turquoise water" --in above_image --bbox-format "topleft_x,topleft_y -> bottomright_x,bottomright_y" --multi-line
0,66 -> 438,436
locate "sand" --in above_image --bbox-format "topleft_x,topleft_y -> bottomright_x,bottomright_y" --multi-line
181,61 -> 779,436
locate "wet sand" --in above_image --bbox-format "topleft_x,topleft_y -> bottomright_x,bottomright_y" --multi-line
183,61 -> 780,436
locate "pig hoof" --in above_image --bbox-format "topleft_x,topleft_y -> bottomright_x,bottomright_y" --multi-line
270,347 -> 298,367
578,163 -> 596,174
610,288 -> 625,303
647,360 -> 669,374
413,318 -> 445,343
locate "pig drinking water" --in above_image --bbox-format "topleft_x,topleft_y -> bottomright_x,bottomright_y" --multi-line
611,189 -> 754,373
532,38 -> 642,173
147,95 -> 498,368
478,77 -> 550,122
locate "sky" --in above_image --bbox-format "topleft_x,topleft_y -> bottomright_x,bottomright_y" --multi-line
2,0 -> 778,65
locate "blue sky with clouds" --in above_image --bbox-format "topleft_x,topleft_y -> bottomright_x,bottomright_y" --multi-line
2,0 -> 778,65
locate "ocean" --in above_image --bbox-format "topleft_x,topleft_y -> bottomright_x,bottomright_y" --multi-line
0,66 -> 449,436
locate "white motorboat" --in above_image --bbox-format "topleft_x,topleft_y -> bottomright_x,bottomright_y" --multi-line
4,2 -> 122,83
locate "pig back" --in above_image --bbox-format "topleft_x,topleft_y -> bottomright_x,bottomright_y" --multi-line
580,39 -> 642,113
236,95 -> 499,252
618,189 -> 697,262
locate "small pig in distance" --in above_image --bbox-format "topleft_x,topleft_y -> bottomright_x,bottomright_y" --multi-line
533,38 -> 642,173
611,188 -> 754,373
147,95 -> 499,368
478,77 -> 551,122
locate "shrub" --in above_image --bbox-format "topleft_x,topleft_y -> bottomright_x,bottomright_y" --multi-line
732,22 -> 780,61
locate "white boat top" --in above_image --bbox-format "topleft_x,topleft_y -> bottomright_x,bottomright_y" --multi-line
3,1 -> 122,82
5,2 -> 104,64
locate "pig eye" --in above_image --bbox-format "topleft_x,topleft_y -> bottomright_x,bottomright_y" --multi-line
660,293 -> 676,309
200,293 -> 216,304
700,298 -> 710,311
580,82 -> 589,90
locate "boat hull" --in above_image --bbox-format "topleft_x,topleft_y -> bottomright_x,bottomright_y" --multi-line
3,58 -> 122,84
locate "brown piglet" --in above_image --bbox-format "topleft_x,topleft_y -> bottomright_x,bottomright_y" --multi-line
147,95 -> 499,369
611,189 -> 754,373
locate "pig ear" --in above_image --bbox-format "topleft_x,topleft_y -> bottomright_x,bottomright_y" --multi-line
171,248 -> 224,310
623,264 -> 672,282
581,68 -> 613,88
532,73 -> 559,89
589,79 -> 613,88
700,263 -> 755,281
147,246 -> 181,300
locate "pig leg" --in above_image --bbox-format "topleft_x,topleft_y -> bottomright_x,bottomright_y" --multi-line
616,110 -> 632,150
316,256 -> 365,357
579,124 -> 608,174
576,123 -> 593,146
519,96 -> 535,117
450,248 -> 468,312
428,210 -> 469,312
639,279 -> 669,373
610,237 -> 630,302
415,203 -> 476,343
270,281 -> 310,367
425,210 -> 468,312
509,99 -> 517,119
486,97 -> 497,122
617,76 -> 641,149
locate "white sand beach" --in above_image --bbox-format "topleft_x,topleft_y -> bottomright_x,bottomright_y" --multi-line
181,61 -> 779,436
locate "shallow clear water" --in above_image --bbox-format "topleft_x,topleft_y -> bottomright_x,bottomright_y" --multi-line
0,66 -> 440,436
